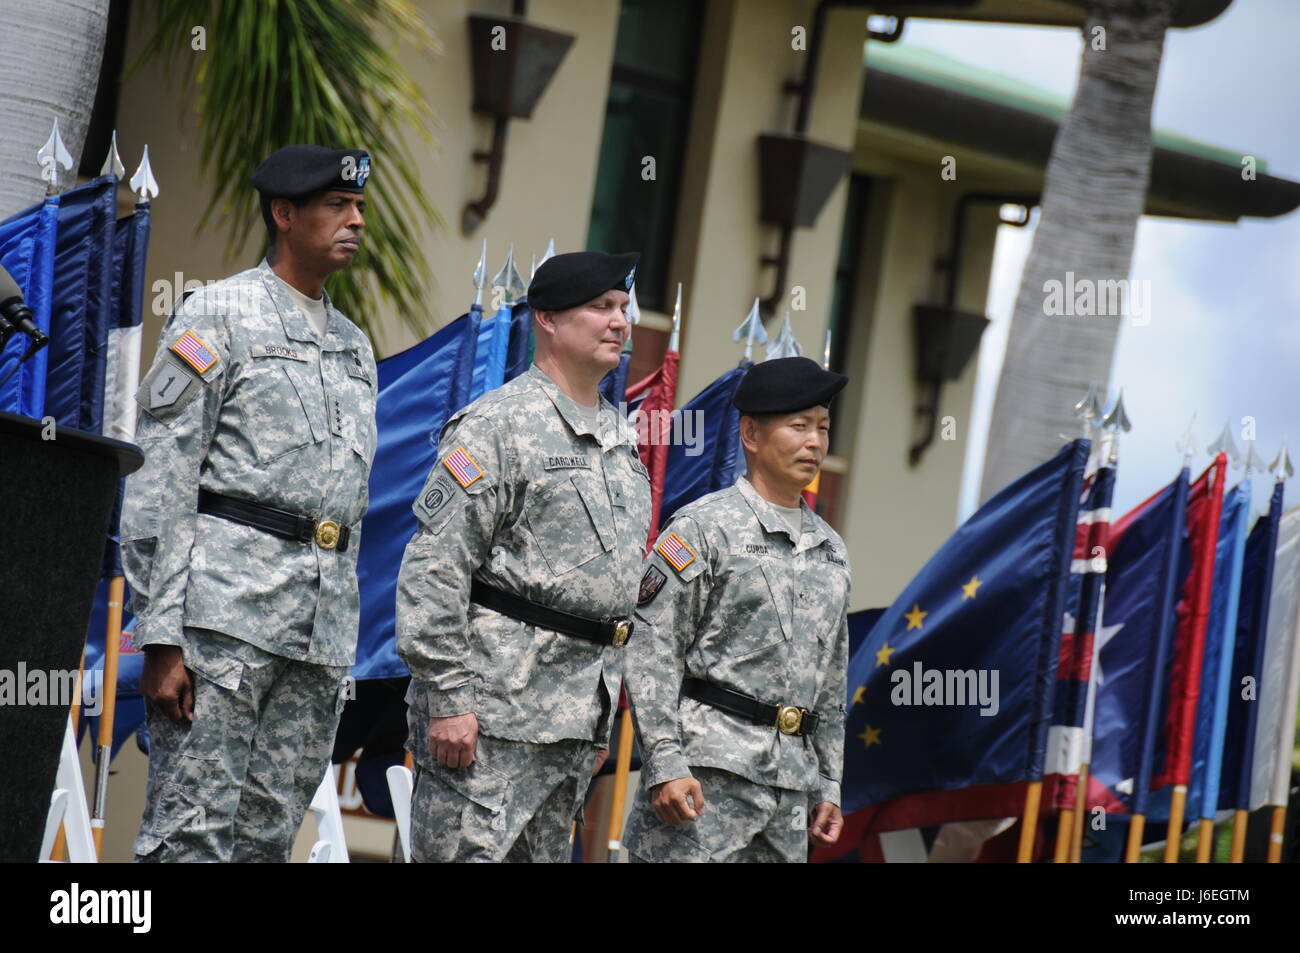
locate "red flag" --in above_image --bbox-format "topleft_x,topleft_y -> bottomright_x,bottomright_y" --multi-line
626,348 -> 679,548
1151,453 -> 1227,789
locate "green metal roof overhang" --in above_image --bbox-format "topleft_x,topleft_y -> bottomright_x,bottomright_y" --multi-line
858,59 -> 1300,222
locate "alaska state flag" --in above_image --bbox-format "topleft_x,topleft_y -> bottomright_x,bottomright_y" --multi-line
833,439 -> 1088,827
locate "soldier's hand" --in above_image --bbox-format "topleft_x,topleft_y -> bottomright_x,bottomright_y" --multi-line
808,801 -> 843,846
591,748 -> 610,776
650,777 -> 705,825
141,645 -> 194,724
427,712 -> 479,769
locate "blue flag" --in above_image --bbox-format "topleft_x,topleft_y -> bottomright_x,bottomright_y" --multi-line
504,302 -> 533,382
353,314 -> 479,679
0,195 -> 59,416
1218,481 -> 1285,811
599,347 -> 631,407
1190,482 -> 1250,821
1090,472 -> 1191,818
469,304 -> 514,401
658,364 -> 750,526
43,176 -> 118,433
839,439 -> 1088,822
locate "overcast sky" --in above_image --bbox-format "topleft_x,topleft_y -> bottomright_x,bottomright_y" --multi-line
917,0 -> 1300,522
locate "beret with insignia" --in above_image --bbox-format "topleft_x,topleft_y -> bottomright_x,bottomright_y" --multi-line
527,251 -> 639,312
733,356 -> 848,415
252,144 -> 371,198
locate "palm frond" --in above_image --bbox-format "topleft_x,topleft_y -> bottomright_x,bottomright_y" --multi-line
132,0 -> 442,352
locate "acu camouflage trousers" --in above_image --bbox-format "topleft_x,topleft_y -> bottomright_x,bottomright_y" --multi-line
134,629 -> 349,863
408,733 -> 596,863
624,766 -> 812,863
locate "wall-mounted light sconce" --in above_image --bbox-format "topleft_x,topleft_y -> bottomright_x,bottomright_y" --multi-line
907,192 -> 1034,466
758,1 -> 865,316
463,6 -> 574,235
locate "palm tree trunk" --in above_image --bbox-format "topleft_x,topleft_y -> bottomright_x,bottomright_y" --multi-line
0,0 -> 110,214
978,0 -> 1175,502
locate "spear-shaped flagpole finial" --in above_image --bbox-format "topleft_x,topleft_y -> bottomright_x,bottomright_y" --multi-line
492,244 -> 526,306
627,282 -> 642,326
1242,438 -> 1266,476
1270,441 -> 1294,483
99,130 -> 125,178
529,254 -> 537,282
37,117 -> 74,193
1101,390 -> 1132,434
731,298 -> 768,361
822,328 -> 832,370
1176,412 -> 1198,465
472,240 -> 488,308
540,237 -> 556,267
1073,382 -> 1103,438
1207,420 -> 1241,467
669,283 -> 682,352
130,145 -> 159,202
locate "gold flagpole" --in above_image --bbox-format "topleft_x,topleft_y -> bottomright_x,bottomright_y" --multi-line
1228,809 -> 1248,862
604,706 -> 636,862
1124,812 -> 1146,863
1069,762 -> 1090,862
1266,805 -> 1286,862
1017,780 -> 1043,862
90,576 -> 125,857
1195,818 -> 1215,862
1163,785 -> 1188,862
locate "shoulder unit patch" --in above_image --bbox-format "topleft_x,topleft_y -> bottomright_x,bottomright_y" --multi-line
638,565 -> 667,607
170,331 -> 218,374
656,532 -> 697,573
443,445 -> 484,489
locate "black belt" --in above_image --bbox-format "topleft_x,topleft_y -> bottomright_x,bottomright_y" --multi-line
469,578 -> 633,647
681,676 -> 821,737
197,489 -> 351,552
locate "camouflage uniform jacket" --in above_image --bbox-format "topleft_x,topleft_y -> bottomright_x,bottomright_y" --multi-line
626,476 -> 850,805
396,364 -> 651,746
121,260 -> 377,666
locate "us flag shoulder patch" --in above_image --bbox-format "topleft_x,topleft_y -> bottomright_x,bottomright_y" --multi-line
656,532 -> 697,573
443,446 -> 484,488
170,331 -> 218,374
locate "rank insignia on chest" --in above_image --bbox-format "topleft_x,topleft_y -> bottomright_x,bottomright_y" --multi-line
656,532 -> 697,573
638,566 -> 667,607
170,331 -> 218,374
443,446 -> 484,488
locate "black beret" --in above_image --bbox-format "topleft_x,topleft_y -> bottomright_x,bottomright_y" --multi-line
733,356 -> 848,415
527,251 -> 639,312
252,145 -> 371,198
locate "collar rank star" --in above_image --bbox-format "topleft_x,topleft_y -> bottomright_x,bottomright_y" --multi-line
443,446 -> 484,489
656,532 -> 696,573
170,331 -> 218,374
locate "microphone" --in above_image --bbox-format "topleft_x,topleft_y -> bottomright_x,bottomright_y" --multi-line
0,264 -> 50,391
0,265 -> 47,344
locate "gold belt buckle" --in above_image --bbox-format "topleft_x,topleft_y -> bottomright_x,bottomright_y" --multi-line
776,705 -> 804,735
315,519 -> 341,550
611,619 -> 632,647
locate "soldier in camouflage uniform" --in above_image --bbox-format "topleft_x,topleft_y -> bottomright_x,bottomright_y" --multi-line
397,251 -> 650,862
624,357 -> 851,862
122,146 -> 377,862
